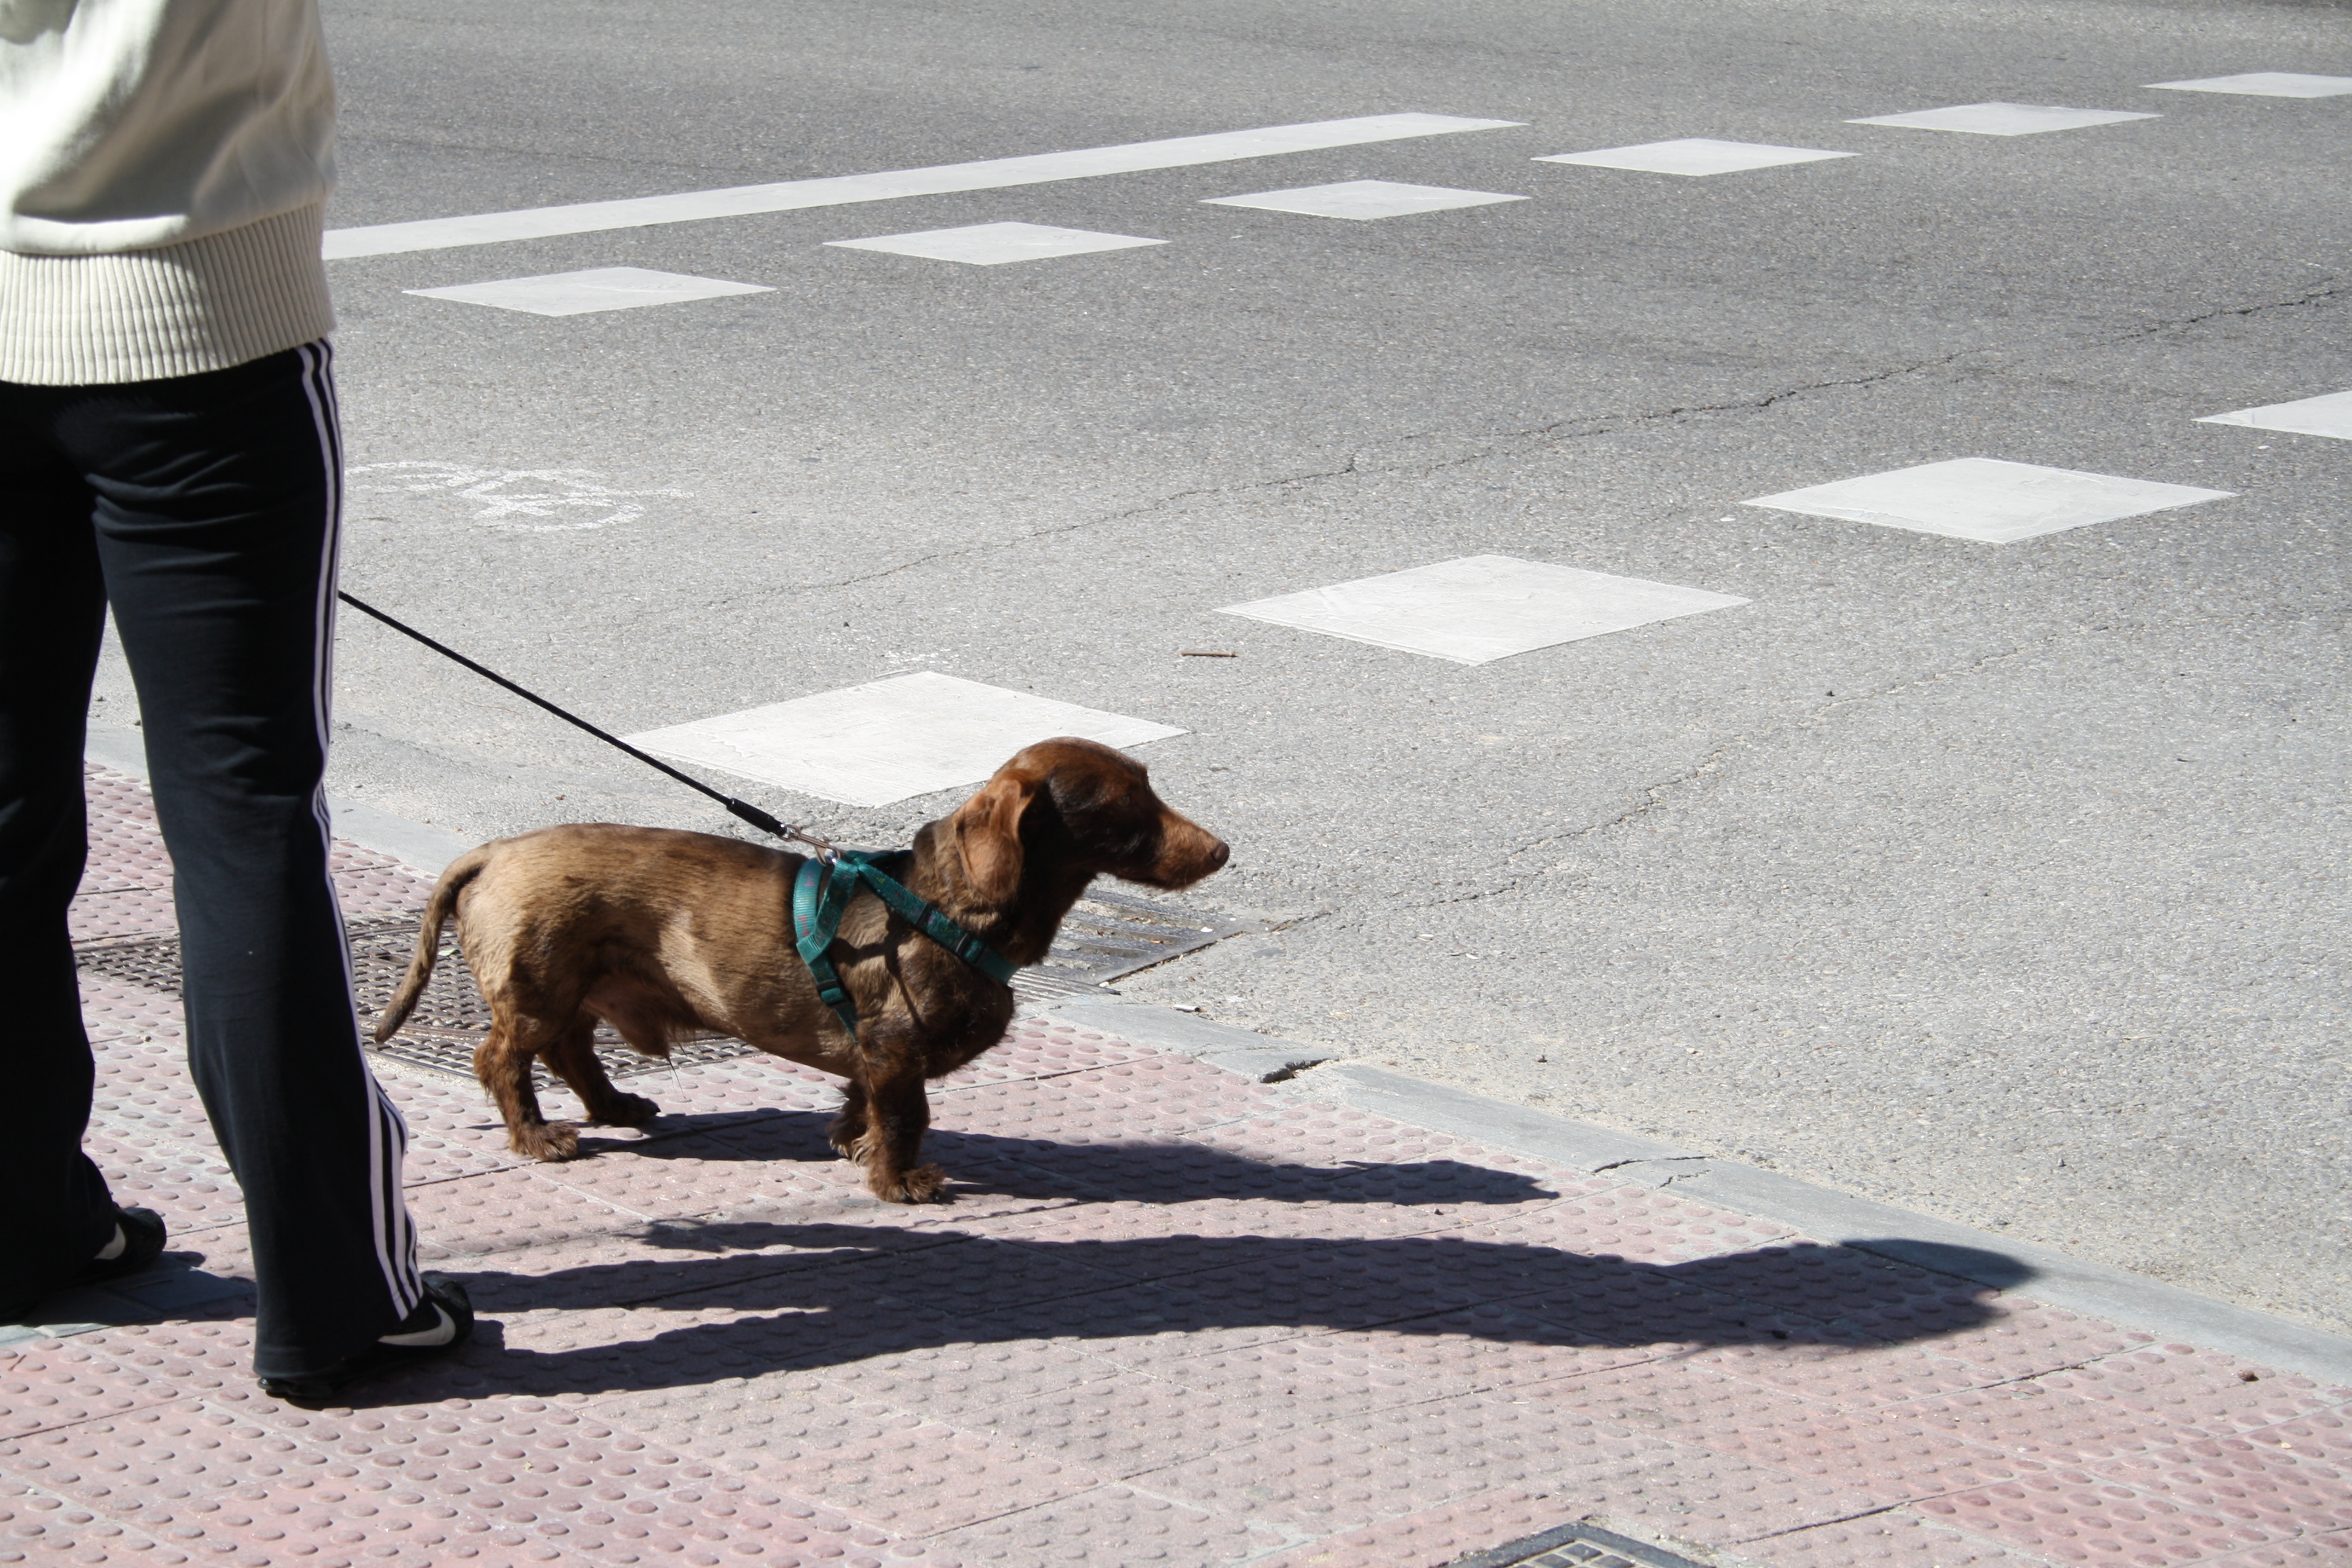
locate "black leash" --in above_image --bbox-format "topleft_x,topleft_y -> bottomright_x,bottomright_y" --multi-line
336,590 -> 834,854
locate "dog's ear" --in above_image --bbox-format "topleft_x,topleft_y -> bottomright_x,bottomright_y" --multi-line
951,773 -> 1039,903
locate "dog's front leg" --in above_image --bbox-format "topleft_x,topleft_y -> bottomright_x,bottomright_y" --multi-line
851,1041 -> 947,1203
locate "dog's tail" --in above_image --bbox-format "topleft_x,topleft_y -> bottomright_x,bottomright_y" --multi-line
373,845 -> 492,1043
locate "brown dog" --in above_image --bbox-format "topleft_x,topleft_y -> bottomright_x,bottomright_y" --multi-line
374,737 -> 1229,1201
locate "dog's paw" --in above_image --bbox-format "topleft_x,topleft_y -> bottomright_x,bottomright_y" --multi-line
512,1120 -> 581,1161
870,1163 -> 950,1204
592,1092 -> 661,1128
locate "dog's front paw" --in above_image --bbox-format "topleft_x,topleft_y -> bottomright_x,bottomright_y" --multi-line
512,1120 -> 581,1161
592,1092 -> 661,1128
869,1163 -> 950,1204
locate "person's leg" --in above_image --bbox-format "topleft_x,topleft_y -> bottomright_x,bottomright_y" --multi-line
62,344 -> 426,1376
0,385 -> 120,1318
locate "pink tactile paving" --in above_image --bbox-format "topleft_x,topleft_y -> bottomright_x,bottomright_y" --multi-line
1247,1485 -> 1574,1568
2192,1535 -> 2352,1567
2031,1351 -> 2350,1439
932,1025 -> 1161,1089
0,1473 -> 177,1566
68,887 -> 181,943
2238,1408 -> 2352,1468
817,1343 -> 1129,1426
328,849 -> 435,915
1124,1426 -> 1475,1537
1918,1466 -> 2288,1564
930,1480 -> 1284,1566
2091,1440 -> 2352,1536
27,758 -> 2351,1568
1754,1508 -> 2054,1566
928,1368 -> 1276,1478
1451,1188 -> 1803,1269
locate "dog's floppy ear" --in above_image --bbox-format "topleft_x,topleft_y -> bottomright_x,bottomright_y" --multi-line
951,772 -> 1040,904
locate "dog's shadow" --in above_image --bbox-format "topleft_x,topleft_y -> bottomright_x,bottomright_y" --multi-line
375,1110 -> 2039,1408
586,1105 -> 1560,1209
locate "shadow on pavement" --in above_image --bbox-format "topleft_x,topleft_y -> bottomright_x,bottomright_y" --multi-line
359,1113 -> 2040,1407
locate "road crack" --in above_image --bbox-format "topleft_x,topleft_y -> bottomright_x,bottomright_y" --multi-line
1406,620 -> 2174,912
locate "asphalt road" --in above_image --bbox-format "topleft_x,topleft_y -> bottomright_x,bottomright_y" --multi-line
91,0 -> 2350,1332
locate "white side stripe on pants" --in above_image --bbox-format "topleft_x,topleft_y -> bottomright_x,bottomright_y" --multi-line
293,340 -> 423,1319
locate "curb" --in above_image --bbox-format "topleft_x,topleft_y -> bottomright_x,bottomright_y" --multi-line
85,720 -> 471,875
1044,999 -> 2352,1387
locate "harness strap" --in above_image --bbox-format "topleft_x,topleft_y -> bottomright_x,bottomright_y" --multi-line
792,851 -> 1020,1036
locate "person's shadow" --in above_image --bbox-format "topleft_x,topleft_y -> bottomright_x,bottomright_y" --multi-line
358,1109 -> 2035,1406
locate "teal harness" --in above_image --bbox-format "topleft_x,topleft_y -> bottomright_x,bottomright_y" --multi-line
791,850 -> 1021,1035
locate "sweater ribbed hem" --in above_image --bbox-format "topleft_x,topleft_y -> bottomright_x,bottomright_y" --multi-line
0,206 -> 336,387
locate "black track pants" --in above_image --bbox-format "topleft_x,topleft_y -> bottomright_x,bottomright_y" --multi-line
0,344 -> 425,1377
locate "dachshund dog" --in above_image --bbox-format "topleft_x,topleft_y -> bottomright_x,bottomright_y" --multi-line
374,738 -> 1229,1201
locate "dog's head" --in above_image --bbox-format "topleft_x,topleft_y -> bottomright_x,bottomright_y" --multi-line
947,738 -> 1229,904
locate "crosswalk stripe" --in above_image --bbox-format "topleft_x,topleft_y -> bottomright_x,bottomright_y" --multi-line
323,113 -> 1522,260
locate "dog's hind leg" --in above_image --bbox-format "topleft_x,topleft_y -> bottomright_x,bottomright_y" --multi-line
475,1011 -> 582,1161
541,1013 -> 659,1129
828,1078 -> 871,1163
851,1042 -> 947,1203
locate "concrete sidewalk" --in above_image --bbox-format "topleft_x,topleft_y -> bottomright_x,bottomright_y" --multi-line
6,765 -> 2348,1568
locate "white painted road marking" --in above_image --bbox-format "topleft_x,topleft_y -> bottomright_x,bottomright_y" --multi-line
1217,555 -> 1748,665
1845,103 -> 2160,136
323,113 -> 1524,260
2198,388 -> 2352,441
346,460 -> 690,531
825,221 -> 1166,265
403,267 -> 774,316
1743,458 -> 2234,543
2148,72 -> 2352,98
627,672 -> 1187,808
1535,138 -> 1857,176
1201,180 -> 1528,220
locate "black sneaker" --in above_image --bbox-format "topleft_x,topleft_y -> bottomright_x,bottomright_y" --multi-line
257,1275 -> 475,1406
0,1208 -> 171,1321
73,1207 -> 168,1287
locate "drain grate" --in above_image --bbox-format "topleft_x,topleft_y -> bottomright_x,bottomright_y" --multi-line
1010,886 -> 1262,1002
1446,1522 -> 1707,1568
76,888 -> 1258,1080
76,913 -> 748,1086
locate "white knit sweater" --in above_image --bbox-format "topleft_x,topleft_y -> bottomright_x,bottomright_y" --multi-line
0,0 -> 338,385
